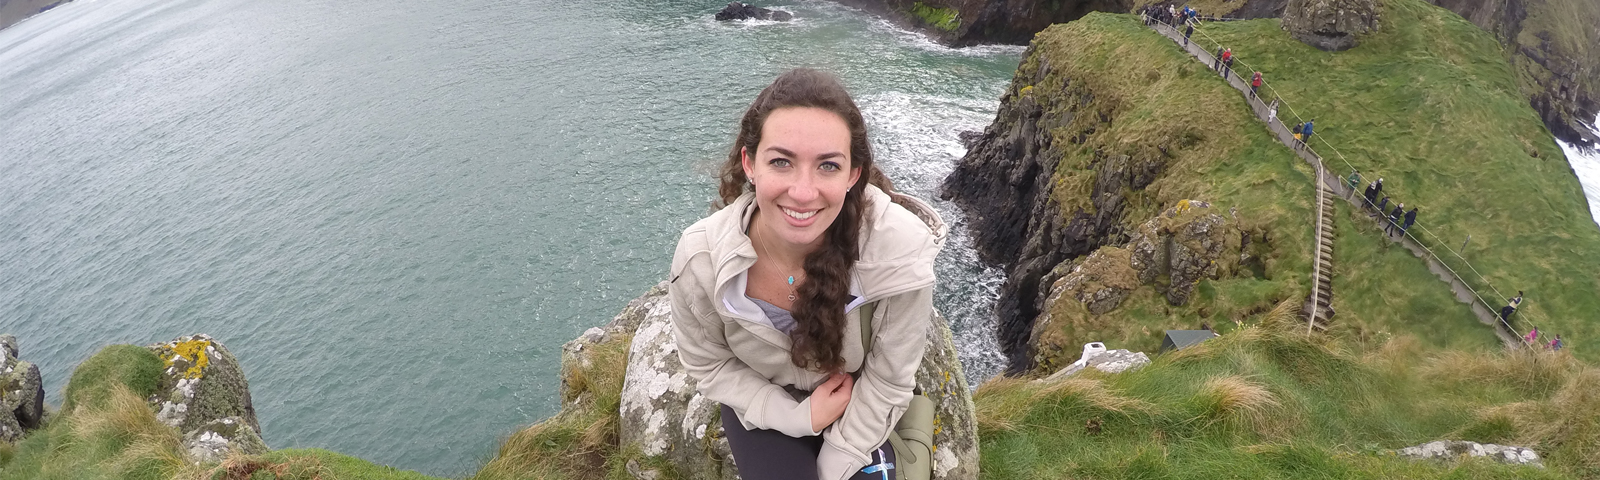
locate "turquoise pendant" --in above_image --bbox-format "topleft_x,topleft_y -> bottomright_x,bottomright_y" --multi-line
787,276 -> 795,285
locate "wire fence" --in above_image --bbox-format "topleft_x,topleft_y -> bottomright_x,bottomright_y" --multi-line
1141,13 -> 1544,348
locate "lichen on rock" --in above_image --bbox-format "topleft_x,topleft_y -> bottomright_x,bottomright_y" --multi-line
145,334 -> 263,458
607,284 -> 981,480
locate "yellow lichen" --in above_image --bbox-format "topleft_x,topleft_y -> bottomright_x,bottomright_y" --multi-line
157,337 -> 212,379
1020,85 -> 1034,97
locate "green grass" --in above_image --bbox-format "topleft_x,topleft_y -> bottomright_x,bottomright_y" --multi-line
1016,11 -> 1320,368
976,319 -> 1600,478
1,345 -> 437,480
910,2 -> 960,33
1178,0 -> 1600,358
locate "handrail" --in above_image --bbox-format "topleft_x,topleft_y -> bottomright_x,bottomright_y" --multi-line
1143,15 -> 1535,345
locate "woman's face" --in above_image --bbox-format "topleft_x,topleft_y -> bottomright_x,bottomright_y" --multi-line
742,106 -> 862,253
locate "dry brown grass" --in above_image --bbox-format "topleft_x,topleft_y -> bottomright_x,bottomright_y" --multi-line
67,383 -> 186,476
1196,375 -> 1286,437
1479,360 -> 1600,475
1423,347 -> 1580,396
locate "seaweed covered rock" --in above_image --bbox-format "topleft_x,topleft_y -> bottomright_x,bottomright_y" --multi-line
1282,0 -> 1381,51
615,286 -> 981,480
0,334 -> 46,442
146,334 -> 264,457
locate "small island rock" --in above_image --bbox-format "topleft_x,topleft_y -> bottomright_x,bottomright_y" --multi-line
714,2 -> 793,21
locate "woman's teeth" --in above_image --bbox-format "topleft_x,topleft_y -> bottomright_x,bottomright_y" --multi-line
782,207 -> 816,220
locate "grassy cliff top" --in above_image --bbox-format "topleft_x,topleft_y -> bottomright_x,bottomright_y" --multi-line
1023,0 -> 1598,363
1178,0 -> 1600,357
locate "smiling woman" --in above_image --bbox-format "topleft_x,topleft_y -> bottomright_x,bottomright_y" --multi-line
669,68 -> 948,480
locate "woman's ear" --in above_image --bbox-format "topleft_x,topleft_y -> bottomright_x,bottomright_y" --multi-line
741,148 -> 755,183
848,166 -> 862,189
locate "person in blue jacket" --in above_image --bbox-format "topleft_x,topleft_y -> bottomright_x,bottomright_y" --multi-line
1300,118 -> 1314,148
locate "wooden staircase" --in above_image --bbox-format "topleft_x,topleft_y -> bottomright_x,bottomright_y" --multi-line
1304,175 -> 1337,331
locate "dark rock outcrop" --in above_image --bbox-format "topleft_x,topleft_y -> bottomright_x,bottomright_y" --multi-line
942,54 -> 1168,373
830,0 -> 1131,46
714,2 -> 793,21
1,334 -> 46,442
146,334 -> 266,460
1281,0 -> 1381,51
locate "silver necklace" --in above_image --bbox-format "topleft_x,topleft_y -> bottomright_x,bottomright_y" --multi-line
753,227 -> 801,302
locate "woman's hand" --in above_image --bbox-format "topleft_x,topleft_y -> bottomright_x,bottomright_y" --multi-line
809,372 -> 853,432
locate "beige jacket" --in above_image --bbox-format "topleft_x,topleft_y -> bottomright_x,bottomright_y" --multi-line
668,184 -> 947,480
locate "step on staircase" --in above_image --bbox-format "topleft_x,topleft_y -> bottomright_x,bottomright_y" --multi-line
1303,176 -> 1338,331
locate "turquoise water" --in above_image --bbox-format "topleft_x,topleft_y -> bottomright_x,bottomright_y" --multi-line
0,0 -> 1020,474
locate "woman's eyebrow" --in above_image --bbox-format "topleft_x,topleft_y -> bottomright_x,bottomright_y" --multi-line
763,146 -> 846,160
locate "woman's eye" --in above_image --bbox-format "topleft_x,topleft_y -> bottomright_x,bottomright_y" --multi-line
769,159 -> 791,168
819,162 -> 841,172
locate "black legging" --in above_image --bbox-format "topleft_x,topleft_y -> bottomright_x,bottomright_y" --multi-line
721,404 -> 897,480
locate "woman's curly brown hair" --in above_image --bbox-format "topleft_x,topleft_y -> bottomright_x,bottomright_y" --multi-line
717,68 -> 893,372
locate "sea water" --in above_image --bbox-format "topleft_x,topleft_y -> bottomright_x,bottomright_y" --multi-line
0,0 -> 1019,474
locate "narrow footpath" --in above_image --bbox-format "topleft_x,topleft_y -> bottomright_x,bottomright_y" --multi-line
1145,19 -> 1522,348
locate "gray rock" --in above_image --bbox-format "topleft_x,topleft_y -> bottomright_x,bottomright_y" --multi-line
617,287 -> 732,480
0,407 -> 20,443
0,334 -> 16,359
1041,343 -> 1151,382
1125,202 -> 1231,307
182,416 -> 268,464
1,334 -> 46,435
613,286 -> 980,480
1395,440 -> 1542,467
145,334 -> 261,450
1281,0 -> 1380,51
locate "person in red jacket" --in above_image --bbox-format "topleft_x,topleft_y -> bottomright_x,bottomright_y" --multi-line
1250,71 -> 1263,98
1220,48 -> 1234,80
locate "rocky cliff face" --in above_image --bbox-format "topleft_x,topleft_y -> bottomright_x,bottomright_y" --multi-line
834,0 -> 1133,45
1282,0 -> 1382,51
940,63 -> 1141,372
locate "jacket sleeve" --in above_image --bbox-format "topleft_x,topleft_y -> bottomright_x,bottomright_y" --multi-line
816,287 -> 932,480
668,243 -> 819,438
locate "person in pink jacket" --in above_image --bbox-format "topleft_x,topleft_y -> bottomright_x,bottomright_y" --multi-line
669,68 -> 947,480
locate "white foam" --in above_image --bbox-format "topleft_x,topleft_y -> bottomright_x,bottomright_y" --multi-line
858,90 -> 1009,386
1555,112 -> 1600,229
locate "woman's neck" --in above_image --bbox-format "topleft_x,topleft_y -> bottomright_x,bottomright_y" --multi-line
749,210 -> 817,267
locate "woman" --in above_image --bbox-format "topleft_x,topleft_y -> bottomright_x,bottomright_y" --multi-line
667,68 -> 946,480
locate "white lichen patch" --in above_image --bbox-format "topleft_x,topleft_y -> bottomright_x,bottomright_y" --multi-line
156,401 -> 188,427
934,444 -> 958,477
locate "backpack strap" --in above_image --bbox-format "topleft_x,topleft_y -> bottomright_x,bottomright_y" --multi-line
859,301 -> 878,356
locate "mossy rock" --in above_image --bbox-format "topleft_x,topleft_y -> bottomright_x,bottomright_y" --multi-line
146,334 -> 260,439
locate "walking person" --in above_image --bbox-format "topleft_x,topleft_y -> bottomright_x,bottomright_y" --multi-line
1400,207 -> 1417,237
1371,195 -> 1389,218
1291,122 -> 1303,146
1386,203 -> 1404,236
1549,334 -> 1563,351
1300,118 -> 1314,149
1213,46 -> 1224,71
1524,326 -> 1539,345
1346,170 -> 1361,193
1249,71 -> 1263,98
1266,97 -> 1279,125
1364,178 -> 1384,211
670,68 -> 945,480
1184,22 -> 1193,46
1220,48 -> 1234,80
